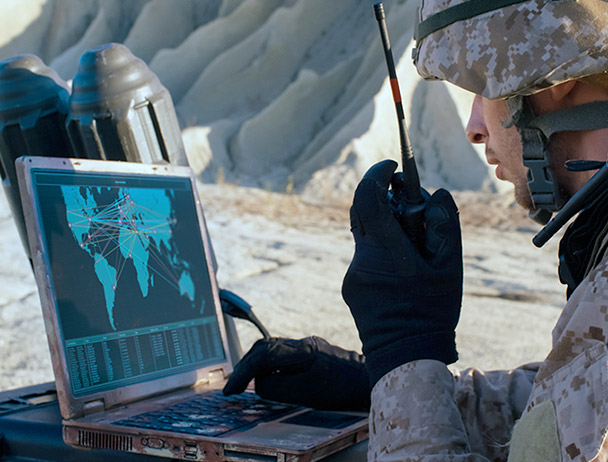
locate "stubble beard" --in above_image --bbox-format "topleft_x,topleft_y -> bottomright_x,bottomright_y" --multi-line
485,146 -> 535,211
512,172 -> 534,211
548,136 -> 575,203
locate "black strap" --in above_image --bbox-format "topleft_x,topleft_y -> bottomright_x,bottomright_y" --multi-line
414,0 -> 530,42
529,101 -> 608,137
565,160 -> 606,172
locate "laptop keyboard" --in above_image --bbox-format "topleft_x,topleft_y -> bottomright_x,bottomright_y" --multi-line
114,391 -> 299,437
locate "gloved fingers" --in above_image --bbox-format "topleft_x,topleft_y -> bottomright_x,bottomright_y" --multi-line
424,188 -> 462,264
362,159 -> 398,187
353,160 -> 397,225
223,339 -> 271,395
352,160 -> 414,250
223,338 -> 315,396
349,205 -> 363,238
254,353 -> 370,411
264,338 -> 315,370
350,161 -> 399,236
390,171 -> 405,197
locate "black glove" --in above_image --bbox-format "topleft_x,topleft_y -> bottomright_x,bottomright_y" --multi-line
223,336 -> 370,412
342,160 -> 463,387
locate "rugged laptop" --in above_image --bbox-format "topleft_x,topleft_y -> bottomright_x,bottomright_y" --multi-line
16,156 -> 368,461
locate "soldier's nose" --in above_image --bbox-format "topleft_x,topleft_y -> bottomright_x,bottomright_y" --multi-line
466,95 -> 488,144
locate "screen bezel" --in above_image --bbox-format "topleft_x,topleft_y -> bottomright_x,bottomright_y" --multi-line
17,156 -> 233,420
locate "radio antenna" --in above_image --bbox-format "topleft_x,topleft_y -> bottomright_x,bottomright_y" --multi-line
374,2 -> 426,244
374,2 -> 424,204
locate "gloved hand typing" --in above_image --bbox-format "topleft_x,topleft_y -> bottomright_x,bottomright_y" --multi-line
223,336 -> 370,411
342,160 -> 463,387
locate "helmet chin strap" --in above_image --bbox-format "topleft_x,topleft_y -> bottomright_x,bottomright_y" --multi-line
505,96 -> 564,225
505,96 -> 608,226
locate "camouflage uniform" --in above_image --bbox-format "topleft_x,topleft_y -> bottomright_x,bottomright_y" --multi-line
369,251 -> 608,461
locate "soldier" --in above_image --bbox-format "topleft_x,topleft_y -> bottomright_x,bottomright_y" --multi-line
226,0 -> 608,460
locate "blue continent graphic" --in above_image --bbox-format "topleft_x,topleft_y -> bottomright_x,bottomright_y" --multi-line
61,186 -> 196,330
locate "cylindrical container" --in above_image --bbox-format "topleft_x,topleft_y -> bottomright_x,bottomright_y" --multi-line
68,43 -> 188,166
0,54 -> 72,259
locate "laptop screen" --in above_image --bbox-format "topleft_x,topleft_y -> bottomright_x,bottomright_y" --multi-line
30,168 -> 226,397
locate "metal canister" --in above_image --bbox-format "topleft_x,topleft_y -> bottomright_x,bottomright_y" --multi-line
0,54 -> 72,258
68,43 -> 188,166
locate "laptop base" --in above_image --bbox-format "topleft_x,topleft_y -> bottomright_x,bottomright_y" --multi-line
0,382 -> 368,462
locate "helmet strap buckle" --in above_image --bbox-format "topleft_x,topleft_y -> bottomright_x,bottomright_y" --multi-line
506,96 -> 565,225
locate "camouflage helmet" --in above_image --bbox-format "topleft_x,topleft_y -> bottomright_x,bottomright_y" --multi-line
412,0 -> 608,99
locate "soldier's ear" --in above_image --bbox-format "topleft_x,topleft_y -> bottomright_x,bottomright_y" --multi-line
529,80 -> 577,114
547,80 -> 577,102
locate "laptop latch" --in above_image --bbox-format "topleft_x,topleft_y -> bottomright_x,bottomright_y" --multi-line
83,399 -> 105,416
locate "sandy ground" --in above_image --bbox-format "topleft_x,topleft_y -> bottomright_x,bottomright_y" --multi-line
0,184 -> 565,392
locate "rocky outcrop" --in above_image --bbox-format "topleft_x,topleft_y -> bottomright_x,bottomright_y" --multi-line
0,0 -> 502,203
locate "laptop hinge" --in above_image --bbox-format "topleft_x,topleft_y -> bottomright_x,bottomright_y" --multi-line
208,368 -> 226,385
83,399 -> 105,416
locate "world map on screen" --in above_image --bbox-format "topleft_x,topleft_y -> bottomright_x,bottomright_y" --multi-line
60,186 -> 199,330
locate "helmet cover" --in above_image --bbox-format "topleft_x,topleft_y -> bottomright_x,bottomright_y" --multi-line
413,0 -> 608,99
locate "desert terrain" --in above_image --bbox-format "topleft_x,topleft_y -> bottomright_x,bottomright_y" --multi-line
0,182 -> 565,391
0,0 -> 567,392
